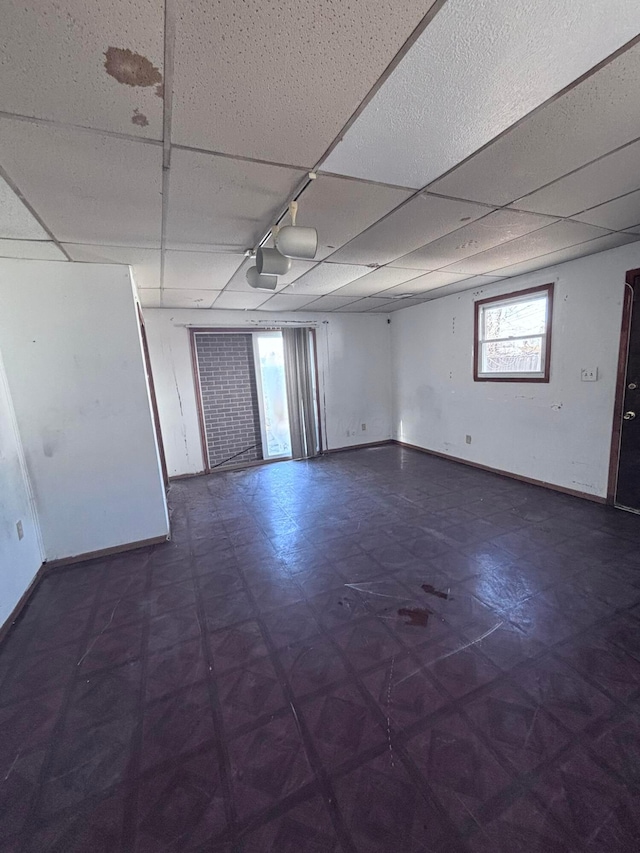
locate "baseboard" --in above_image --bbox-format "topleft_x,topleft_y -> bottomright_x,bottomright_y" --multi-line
393,440 -> 607,505
0,562 -> 47,646
44,534 -> 169,570
325,439 -> 394,454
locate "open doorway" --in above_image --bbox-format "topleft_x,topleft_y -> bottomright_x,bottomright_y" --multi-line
191,327 -> 321,473
609,268 -> 640,512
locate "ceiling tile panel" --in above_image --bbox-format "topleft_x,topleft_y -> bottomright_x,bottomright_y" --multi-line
303,295 -> 361,312
0,239 -> 66,260
138,289 -> 163,308
0,175 -> 48,239
167,149 -> 305,252
382,270 -> 470,295
331,266 -> 426,297
212,290 -> 273,310
160,289 -> 219,309
0,120 -> 162,245
0,1 -> 164,138
329,194 -> 492,266
294,176 -> 412,259
489,231 -> 640,278
284,263 -> 371,296
513,139 -> 640,217
172,0 -> 439,164
335,297 -> 394,312
370,297 -> 430,312
392,209 -> 558,269
574,190 -> 640,232
415,274 -> 508,302
164,251 -> 243,291
430,43 -> 640,205
62,244 -> 160,289
258,293 -> 317,312
322,0 -> 640,187
442,221 -> 613,275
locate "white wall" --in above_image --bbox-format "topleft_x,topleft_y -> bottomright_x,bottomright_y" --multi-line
0,260 -> 169,561
143,309 -> 393,477
0,346 -> 42,625
392,242 -> 640,499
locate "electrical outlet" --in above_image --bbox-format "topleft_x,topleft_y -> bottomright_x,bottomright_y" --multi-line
465,435 -> 472,444
581,367 -> 598,382
361,423 -> 366,431
16,520 -> 24,540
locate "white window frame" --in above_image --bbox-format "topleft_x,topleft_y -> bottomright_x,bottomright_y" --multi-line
474,284 -> 553,383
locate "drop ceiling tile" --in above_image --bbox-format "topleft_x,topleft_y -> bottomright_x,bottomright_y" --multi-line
489,231 -> 640,277
63,244 -> 161,289
370,297 -> 430,312
303,295 -> 361,312
392,209 -> 558,269
164,251 -> 243,291
513,139 -> 640,217
417,275 -> 508,302
574,190 -> 640,232
172,0 -> 438,164
322,0 -> 640,187
138,289 -> 163,308
285,263 -> 370,296
160,289 -> 218,309
331,266 -> 426,297
442,220 -> 613,275
212,290 -> 273,310
0,175 -> 48,239
295,176 -> 412,260
429,42 -> 640,205
0,120 -> 162,245
0,239 -> 65,260
167,149 -> 305,252
336,297 -> 395,312
0,1 -> 164,138
330,194 -> 492,266
257,293 -> 317,312
383,270 -> 470,294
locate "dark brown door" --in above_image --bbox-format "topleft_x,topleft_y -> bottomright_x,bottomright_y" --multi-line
616,273 -> 640,511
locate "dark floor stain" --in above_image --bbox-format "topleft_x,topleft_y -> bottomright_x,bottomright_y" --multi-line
104,47 -> 162,88
131,108 -> 149,127
398,607 -> 430,627
421,583 -> 449,600
155,83 -> 164,98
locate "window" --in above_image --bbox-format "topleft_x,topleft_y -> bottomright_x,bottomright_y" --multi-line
474,284 -> 553,382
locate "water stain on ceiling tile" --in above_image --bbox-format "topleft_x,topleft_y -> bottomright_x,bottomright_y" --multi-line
104,47 -> 162,88
131,108 -> 149,127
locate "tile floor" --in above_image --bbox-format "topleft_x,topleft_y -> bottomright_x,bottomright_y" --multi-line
2,446 -> 640,851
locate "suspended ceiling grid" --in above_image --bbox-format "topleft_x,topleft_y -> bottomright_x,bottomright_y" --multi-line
0,0 -> 639,313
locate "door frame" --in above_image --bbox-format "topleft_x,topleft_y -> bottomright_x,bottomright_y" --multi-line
251,331 -> 292,461
189,326 -> 323,474
607,268 -> 640,504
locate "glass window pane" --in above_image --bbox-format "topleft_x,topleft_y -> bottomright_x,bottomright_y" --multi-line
481,337 -> 543,374
483,297 -> 546,340
257,334 -> 291,458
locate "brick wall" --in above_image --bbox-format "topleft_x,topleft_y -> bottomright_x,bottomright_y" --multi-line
194,333 -> 263,469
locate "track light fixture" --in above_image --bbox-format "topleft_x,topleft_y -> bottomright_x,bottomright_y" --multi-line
275,201 -> 318,260
256,246 -> 291,275
246,266 -> 277,290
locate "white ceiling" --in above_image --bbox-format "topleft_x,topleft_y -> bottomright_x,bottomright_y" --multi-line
0,0 -> 639,314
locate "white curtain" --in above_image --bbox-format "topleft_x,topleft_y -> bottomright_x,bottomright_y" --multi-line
282,328 -> 319,459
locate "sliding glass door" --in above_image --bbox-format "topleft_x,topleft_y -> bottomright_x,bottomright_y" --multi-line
252,332 -> 292,460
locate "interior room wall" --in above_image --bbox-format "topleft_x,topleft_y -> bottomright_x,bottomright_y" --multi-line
391,241 -> 640,499
0,259 -> 170,562
0,345 -> 43,626
143,309 -> 393,477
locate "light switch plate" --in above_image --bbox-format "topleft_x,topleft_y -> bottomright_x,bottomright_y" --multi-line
581,367 -> 598,382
